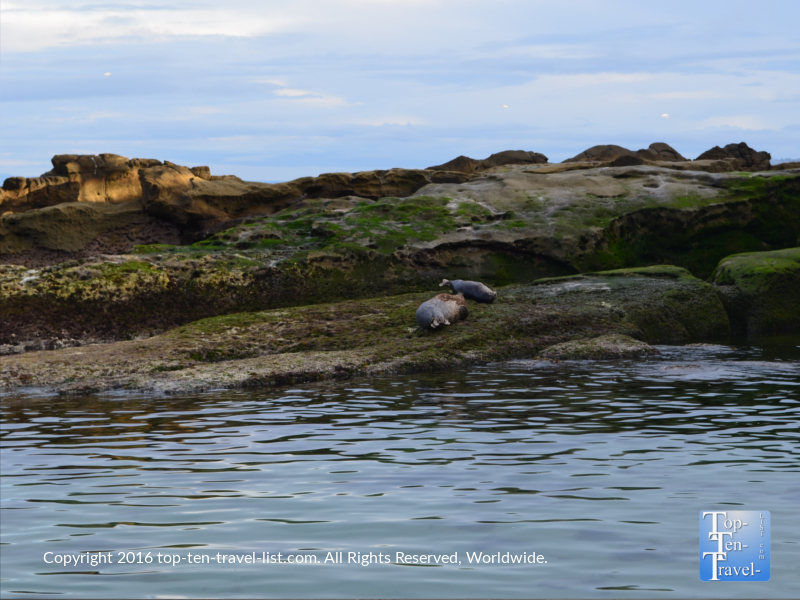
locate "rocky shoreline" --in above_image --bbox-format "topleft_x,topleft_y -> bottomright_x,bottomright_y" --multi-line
2,142 -> 799,396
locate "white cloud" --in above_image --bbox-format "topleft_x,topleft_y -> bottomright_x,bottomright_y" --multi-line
535,72 -> 652,89
187,106 -> 225,115
0,1 -> 295,52
699,116 -> 766,131
256,79 -> 289,87
512,43 -> 595,60
649,91 -> 724,100
291,96 -> 353,107
0,158 -> 45,167
661,114 -> 670,118
269,84 -> 351,107
356,116 -> 424,126
275,88 -> 316,98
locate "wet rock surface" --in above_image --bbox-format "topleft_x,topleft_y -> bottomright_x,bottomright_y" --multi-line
711,247 -> 800,335
0,266 -> 728,395
1,201 -> 180,263
2,165 -> 798,350
1,147 -> 798,394
539,334 -> 660,359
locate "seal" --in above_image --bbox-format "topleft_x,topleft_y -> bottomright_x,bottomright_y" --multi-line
415,293 -> 469,331
439,279 -> 497,303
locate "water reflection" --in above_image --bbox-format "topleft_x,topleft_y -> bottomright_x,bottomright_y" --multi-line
1,338 -> 799,598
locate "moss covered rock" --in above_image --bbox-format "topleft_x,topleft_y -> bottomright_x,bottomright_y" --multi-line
528,266 -> 730,343
0,266 -> 729,395
711,247 -> 800,335
539,334 -> 660,359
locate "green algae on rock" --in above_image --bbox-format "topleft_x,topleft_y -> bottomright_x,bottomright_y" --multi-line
2,151 -> 798,358
527,266 -> 731,343
711,247 -> 800,335
539,334 -> 660,360
0,266 -> 730,395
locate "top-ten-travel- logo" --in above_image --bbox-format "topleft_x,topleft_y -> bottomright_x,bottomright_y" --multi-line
699,511 -> 770,581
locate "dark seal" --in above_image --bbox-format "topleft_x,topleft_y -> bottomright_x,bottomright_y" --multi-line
439,279 -> 497,303
416,293 -> 469,331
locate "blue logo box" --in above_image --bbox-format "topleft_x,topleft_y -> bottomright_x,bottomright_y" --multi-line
700,511 -> 770,581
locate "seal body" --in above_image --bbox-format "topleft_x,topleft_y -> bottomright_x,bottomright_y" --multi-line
440,279 -> 497,303
416,293 -> 469,331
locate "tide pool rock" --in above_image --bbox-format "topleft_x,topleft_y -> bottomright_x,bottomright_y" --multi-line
711,247 -> 800,335
540,334 -> 660,360
439,279 -> 497,303
416,293 -> 469,330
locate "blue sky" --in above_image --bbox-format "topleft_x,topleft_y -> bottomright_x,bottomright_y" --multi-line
1,0 -> 799,182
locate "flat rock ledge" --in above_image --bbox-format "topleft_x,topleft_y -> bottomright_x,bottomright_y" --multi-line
539,334 -> 660,360
0,266 -> 728,397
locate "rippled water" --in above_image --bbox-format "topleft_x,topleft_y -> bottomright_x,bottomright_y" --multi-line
2,337 -> 799,599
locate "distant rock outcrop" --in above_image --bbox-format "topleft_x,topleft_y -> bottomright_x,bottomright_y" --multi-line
426,150 -> 548,174
563,144 -> 634,163
636,142 -> 686,162
695,142 -> 771,172
565,142 -> 686,164
772,161 -> 800,171
609,155 -> 646,167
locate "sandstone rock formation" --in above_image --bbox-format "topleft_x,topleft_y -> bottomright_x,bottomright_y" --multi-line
636,142 -> 686,162
140,166 -> 470,233
609,155 -> 646,167
565,142 -> 686,164
426,150 -> 548,174
563,144 -> 634,163
695,142 -> 771,171
2,154 -> 471,236
0,154 -> 166,213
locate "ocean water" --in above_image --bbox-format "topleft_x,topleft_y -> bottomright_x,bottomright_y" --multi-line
1,337 -> 799,599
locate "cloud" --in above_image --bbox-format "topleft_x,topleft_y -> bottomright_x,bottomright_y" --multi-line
355,117 -> 424,126
649,91 -> 724,100
256,79 -> 289,87
0,158 -> 45,167
534,72 -> 652,89
275,88 -> 315,98
0,1 -> 294,52
661,114 -> 670,118
266,82 -> 352,107
187,106 -> 225,115
2,1 -> 799,180
699,116 -> 766,131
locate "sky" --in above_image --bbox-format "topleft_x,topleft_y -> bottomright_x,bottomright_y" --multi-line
1,0 -> 799,183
